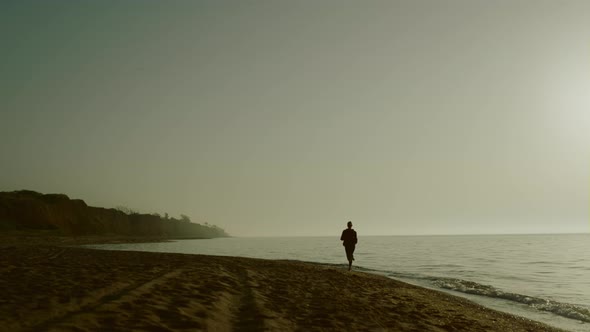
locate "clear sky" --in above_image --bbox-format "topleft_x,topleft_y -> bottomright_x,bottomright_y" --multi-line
1,1 -> 589,236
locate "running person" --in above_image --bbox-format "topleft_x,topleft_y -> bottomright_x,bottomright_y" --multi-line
340,221 -> 357,271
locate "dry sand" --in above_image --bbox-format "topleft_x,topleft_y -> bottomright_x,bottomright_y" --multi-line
0,238 -> 565,332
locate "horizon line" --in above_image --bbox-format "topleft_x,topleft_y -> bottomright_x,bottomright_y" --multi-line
230,231 -> 589,238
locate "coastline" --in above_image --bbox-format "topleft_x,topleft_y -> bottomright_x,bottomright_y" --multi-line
0,236 -> 565,332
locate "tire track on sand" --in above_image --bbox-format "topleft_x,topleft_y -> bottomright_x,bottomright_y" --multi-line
233,267 -> 266,332
25,269 -> 183,332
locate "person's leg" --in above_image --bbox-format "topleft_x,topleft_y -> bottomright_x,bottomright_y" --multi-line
345,245 -> 353,270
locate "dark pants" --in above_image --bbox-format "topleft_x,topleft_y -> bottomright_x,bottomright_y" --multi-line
344,244 -> 355,262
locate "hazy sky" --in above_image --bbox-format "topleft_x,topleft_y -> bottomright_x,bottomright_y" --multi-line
1,1 -> 589,236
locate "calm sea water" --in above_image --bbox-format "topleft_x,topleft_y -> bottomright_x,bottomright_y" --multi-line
86,234 -> 590,332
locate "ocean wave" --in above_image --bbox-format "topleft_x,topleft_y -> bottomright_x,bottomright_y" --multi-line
284,261 -> 590,324
431,278 -> 590,323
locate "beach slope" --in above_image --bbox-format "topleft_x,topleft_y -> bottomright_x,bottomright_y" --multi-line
0,244 -> 563,331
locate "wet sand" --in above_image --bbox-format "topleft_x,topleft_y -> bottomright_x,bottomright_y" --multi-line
0,240 -> 564,331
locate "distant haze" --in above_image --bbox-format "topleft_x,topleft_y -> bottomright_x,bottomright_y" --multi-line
1,1 -> 589,236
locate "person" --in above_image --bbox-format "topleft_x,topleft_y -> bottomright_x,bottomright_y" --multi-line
340,221 -> 357,271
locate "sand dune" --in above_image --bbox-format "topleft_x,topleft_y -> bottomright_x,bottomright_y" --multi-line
0,241 -> 564,332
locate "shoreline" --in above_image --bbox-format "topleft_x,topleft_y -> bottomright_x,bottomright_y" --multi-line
0,236 -> 566,331
0,231 -> 216,246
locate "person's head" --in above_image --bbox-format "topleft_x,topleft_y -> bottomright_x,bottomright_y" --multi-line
347,221 -> 352,229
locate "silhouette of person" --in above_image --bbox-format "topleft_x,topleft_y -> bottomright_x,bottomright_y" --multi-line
340,221 -> 357,271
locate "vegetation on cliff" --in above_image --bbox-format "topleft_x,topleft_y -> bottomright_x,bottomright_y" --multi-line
0,190 -> 228,238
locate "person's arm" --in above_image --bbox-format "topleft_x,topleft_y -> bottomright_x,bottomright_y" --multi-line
340,230 -> 345,241
354,230 -> 358,244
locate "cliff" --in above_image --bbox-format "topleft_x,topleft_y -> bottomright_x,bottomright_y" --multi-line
0,190 -> 228,238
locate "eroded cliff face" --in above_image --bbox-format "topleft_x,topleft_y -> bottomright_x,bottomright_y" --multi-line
0,190 -> 228,238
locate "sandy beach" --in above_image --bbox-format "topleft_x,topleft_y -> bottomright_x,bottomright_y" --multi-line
0,238 -> 564,332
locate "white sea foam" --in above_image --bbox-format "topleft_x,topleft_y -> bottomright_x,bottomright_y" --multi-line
430,277 -> 590,323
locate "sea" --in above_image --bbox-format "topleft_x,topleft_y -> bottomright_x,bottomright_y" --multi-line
85,233 -> 590,332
